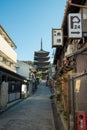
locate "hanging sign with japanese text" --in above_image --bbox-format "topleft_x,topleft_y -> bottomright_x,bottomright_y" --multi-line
52,28 -> 63,47
68,13 -> 82,38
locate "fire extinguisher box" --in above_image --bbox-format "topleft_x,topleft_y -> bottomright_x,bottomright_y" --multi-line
76,111 -> 86,130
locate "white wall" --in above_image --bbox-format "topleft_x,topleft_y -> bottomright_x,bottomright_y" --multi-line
17,61 -> 31,80
0,34 -> 17,63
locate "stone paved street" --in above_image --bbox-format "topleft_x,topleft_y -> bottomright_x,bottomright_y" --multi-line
0,81 -> 55,130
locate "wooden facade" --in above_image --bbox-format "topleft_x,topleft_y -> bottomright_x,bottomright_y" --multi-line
53,0 -> 87,129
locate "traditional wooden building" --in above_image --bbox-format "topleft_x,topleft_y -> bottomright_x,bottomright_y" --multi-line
34,39 -> 50,79
53,0 -> 87,129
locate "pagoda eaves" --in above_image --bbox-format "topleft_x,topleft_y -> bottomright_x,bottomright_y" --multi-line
34,56 -> 50,62
34,61 -> 50,66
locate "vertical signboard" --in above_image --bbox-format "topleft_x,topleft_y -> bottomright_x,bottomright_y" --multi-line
52,28 -> 63,47
75,79 -> 81,93
68,13 -> 82,38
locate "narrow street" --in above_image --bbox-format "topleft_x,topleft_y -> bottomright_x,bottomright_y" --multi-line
0,81 -> 56,130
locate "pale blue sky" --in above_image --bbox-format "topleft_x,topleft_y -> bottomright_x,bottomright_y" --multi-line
0,0 -> 67,62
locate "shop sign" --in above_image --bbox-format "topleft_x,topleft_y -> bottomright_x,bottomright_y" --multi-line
52,28 -> 63,47
68,13 -> 82,38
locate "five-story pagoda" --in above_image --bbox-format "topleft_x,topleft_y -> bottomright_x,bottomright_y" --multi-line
34,39 -> 50,79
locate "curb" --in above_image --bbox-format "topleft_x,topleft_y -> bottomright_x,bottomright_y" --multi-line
58,111 -> 68,130
51,99 -> 68,130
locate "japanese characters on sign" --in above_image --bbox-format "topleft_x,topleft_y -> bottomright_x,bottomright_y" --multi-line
75,79 -> 81,93
52,28 -> 63,47
68,13 -> 82,38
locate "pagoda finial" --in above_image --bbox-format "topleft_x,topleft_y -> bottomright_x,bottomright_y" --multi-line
41,38 -> 43,51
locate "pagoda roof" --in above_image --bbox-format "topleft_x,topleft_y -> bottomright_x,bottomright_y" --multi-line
34,38 -> 50,57
34,61 -> 50,66
34,56 -> 50,62
34,51 -> 49,57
